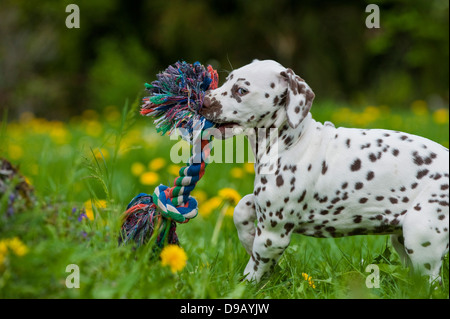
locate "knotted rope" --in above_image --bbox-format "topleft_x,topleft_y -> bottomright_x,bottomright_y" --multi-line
119,61 -> 218,248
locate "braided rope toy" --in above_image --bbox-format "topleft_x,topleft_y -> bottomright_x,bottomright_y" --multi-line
119,61 -> 218,248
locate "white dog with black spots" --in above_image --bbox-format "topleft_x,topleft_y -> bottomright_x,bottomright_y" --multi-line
200,60 -> 449,283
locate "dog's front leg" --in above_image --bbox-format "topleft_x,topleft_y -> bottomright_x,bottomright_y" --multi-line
243,226 -> 292,282
234,194 -> 257,255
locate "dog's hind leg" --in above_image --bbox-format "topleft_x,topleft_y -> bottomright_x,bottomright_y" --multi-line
234,194 -> 257,255
401,192 -> 449,283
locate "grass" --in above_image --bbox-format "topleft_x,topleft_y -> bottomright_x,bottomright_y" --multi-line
0,99 -> 448,299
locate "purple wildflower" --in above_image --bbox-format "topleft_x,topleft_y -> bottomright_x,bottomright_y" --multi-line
78,212 -> 88,222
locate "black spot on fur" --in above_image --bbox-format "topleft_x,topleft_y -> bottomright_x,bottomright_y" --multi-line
350,158 -> 362,171
346,139 -> 351,148
355,182 -> 364,190
321,161 -> 328,175
353,215 -> 362,223
416,169 -> 429,179
273,95 -> 279,106
284,223 -> 295,235
412,152 -> 424,166
276,175 -> 284,187
298,190 -> 307,203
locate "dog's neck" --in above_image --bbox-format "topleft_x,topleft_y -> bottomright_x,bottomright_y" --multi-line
245,113 -> 313,168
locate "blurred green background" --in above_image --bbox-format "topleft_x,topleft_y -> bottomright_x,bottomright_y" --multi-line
0,0 -> 448,120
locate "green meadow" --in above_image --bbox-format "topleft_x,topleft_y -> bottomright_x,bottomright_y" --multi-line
0,100 -> 448,299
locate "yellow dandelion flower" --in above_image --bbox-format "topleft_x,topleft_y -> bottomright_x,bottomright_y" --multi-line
94,148 -> 109,160
103,106 -> 121,122
140,171 -> 159,185
331,107 -> 353,124
411,100 -> 428,116
85,120 -> 103,137
0,237 -> 28,266
218,188 -> 241,205
0,253 -> 5,267
301,272 -> 316,288
364,106 -> 381,117
82,109 -> 99,120
29,118 -> 47,134
199,196 -> 222,217
131,162 -> 146,176
0,241 -> 7,255
191,189 -> 207,205
83,199 -> 107,221
160,244 -> 187,273
0,240 -> 8,267
97,200 -> 107,209
243,162 -> 255,174
359,106 -> 380,125
167,164 -> 182,176
84,204 -> 94,220
433,108 -> 449,125
49,122 -> 70,144
24,176 -> 32,186
8,144 -> 23,160
149,157 -> 166,171
6,237 -> 28,257
230,167 -> 244,179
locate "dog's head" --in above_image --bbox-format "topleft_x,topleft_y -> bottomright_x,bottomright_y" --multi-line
200,59 -> 315,138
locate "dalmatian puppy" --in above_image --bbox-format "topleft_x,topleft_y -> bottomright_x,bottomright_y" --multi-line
200,59 -> 449,283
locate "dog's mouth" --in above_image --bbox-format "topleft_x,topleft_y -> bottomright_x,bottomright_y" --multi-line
200,108 -> 242,136
205,118 -> 243,137
215,121 -> 240,134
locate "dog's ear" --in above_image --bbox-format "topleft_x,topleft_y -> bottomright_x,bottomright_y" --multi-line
279,68 -> 315,129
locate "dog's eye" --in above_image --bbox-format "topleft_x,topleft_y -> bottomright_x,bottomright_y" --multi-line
237,87 -> 249,95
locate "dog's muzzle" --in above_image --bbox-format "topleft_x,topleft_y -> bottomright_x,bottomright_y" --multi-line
201,95 -> 241,136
